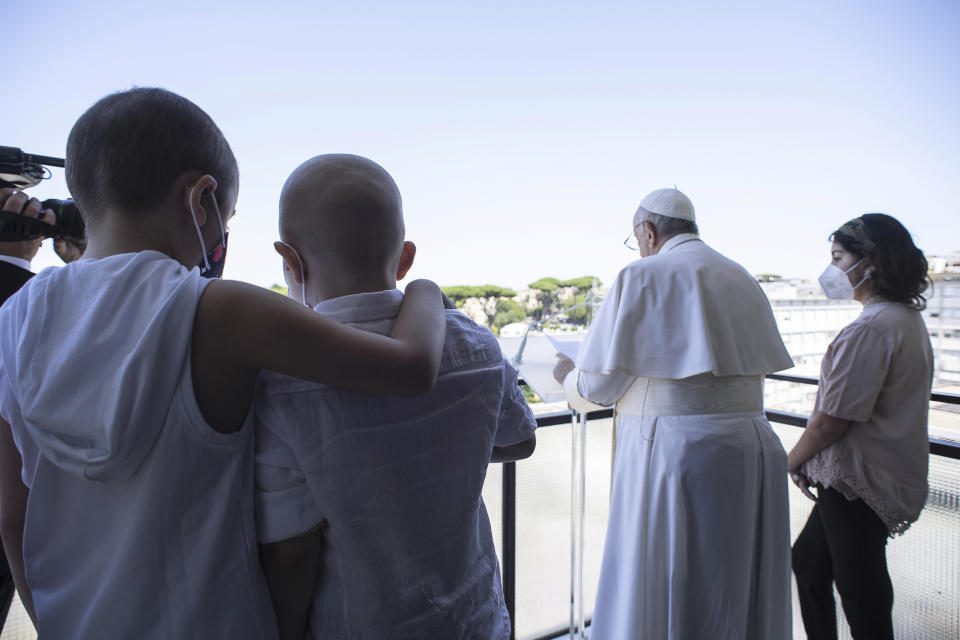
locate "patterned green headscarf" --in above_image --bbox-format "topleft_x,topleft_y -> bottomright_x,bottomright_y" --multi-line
834,217 -> 876,257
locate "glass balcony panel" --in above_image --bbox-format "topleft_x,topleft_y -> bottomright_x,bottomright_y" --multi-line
508,417 -> 613,639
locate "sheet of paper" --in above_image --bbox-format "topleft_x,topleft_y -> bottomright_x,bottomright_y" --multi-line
546,334 -> 580,361
501,333 -> 582,403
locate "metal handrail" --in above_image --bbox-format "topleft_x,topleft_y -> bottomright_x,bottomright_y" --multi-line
767,373 -> 960,406
764,373 -> 960,459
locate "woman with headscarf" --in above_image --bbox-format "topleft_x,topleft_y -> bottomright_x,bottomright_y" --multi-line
788,213 -> 933,640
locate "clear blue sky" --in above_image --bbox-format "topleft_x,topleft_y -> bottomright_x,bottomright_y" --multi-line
7,0 -> 959,291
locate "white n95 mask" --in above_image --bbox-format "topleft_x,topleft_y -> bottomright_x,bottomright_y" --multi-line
818,259 -> 868,300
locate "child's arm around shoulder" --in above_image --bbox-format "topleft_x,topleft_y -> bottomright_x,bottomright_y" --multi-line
215,277 -> 445,393
192,279 -> 445,434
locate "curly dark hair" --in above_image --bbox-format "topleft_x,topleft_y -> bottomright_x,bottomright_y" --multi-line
831,213 -> 929,310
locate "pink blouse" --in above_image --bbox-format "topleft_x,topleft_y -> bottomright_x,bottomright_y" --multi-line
803,301 -> 934,535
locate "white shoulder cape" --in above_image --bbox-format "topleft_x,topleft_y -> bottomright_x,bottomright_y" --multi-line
577,235 -> 793,379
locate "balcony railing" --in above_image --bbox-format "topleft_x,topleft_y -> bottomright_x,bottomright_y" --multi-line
3,376 -> 953,640
494,375 -> 960,640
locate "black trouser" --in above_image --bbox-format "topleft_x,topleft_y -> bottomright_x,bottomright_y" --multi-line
792,486 -> 894,640
0,544 -> 15,631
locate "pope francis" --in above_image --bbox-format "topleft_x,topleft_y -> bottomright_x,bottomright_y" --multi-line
555,188 -> 793,639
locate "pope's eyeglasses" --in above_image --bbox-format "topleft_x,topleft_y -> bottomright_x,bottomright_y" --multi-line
624,221 -> 648,251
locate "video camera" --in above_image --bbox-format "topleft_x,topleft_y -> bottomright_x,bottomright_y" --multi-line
0,145 -> 86,249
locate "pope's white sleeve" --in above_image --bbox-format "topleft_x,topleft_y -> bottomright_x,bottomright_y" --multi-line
562,368 -> 635,411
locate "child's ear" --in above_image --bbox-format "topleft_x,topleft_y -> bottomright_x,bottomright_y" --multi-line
183,174 -> 218,226
274,241 -> 304,285
396,241 -> 416,281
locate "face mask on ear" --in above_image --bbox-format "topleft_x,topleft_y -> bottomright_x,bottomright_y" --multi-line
818,258 -> 869,300
188,184 -> 228,278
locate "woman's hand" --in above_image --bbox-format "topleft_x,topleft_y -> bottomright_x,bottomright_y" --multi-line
786,410 -> 849,503
790,471 -> 818,502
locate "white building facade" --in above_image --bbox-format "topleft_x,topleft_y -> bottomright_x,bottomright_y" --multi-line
758,279 -> 861,414
924,254 -> 960,386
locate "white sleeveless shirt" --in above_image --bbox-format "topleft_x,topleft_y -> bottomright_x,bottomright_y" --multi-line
0,252 -> 277,639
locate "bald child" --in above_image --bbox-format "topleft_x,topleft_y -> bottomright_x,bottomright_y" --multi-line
255,154 -> 537,640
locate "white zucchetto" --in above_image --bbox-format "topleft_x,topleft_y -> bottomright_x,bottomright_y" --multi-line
634,188 -> 696,223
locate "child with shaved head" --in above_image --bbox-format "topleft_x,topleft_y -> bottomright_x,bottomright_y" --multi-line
256,154 -> 537,639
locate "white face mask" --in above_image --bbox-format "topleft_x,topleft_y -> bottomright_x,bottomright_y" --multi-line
818,258 -> 868,300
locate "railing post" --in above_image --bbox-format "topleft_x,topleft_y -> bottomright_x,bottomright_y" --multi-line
570,411 -> 587,639
503,460 -> 517,639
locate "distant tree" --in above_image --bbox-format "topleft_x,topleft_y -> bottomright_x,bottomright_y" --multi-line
492,299 -> 527,332
528,277 -> 560,291
269,283 -> 288,296
558,276 -> 600,291
442,284 -> 517,307
565,292 -> 589,325
441,284 -> 519,330
528,276 -> 600,321
562,277 -> 602,325
528,277 -> 560,320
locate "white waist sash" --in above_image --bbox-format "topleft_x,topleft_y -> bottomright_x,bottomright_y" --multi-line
618,373 -> 763,416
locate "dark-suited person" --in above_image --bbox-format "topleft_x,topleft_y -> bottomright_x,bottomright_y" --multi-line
0,186 -> 82,631
0,189 -> 47,302
0,187 -> 82,302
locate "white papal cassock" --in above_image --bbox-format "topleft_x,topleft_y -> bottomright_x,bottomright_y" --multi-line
564,233 -> 794,640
